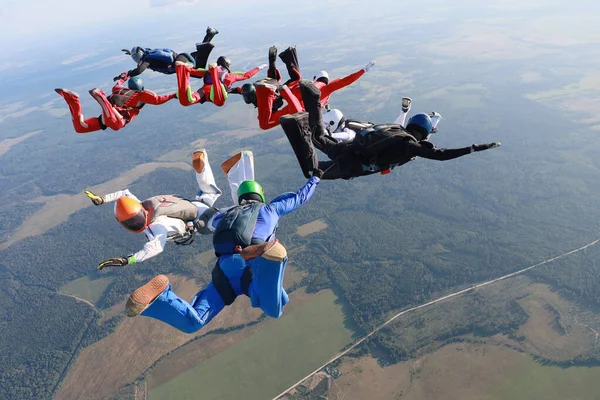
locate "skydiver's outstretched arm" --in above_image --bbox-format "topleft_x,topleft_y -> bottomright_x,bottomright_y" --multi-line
222,66 -> 264,87
100,188 -> 141,203
264,176 -> 320,217
126,61 -> 150,78
406,141 -> 500,161
126,90 -> 177,107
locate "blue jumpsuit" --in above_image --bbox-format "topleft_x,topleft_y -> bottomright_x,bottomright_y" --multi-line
140,177 -> 320,333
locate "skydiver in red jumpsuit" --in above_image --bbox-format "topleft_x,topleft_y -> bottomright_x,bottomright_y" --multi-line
174,43 -> 267,108
231,46 -> 376,130
55,75 -> 176,134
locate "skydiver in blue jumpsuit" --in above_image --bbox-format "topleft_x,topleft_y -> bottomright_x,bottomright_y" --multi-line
124,175 -> 321,333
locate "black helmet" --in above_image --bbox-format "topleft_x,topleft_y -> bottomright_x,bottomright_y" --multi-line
241,83 -> 257,105
216,56 -> 231,72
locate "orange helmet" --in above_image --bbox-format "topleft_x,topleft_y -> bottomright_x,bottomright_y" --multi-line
115,196 -> 148,233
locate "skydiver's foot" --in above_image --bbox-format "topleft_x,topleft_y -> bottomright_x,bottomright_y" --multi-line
278,46 -> 296,65
202,26 -> 219,43
402,97 -> 412,113
126,275 -> 169,317
192,149 -> 206,173
55,88 -> 79,98
268,46 -> 277,64
241,240 -> 287,261
428,111 -> 442,133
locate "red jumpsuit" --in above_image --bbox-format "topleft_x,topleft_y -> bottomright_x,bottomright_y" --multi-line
290,69 -> 366,108
248,68 -> 365,131
176,63 -> 260,107
57,78 -> 175,134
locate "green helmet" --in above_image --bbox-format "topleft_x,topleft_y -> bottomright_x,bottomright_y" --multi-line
237,180 -> 265,204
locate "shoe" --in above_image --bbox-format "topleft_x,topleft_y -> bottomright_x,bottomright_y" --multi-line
126,275 -> 169,317
55,88 -> 79,98
241,240 -> 284,261
192,149 -> 206,173
401,97 -> 412,113
206,26 -> 219,36
278,46 -> 297,65
268,46 -> 277,64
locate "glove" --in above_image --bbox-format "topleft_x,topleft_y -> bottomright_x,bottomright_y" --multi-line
363,60 -> 376,72
97,257 -> 129,270
471,142 -> 502,152
257,63 -> 268,70
311,168 -> 324,179
113,72 -> 128,82
85,190 -> 104,206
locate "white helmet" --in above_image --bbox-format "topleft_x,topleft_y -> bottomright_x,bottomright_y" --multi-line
323,108 -> 345,133
313,70 -> 330,84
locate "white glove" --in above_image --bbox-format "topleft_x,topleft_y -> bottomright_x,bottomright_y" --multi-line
363,60 -> 376,72
258,64 -> 268,70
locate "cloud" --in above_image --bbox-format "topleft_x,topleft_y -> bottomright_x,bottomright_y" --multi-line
62,51 -> 100,65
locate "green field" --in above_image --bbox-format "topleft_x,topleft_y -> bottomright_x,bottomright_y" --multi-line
149,290 -> 355,400
485,358 -> 600,400
59,275 -> 114,305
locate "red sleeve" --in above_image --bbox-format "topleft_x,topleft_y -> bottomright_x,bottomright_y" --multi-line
189,68 -> 207,78
224,67 -> 260,87
125,91 -> 175,107
320,69 -> 365,98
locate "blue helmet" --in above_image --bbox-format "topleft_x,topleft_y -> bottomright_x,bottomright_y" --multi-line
406,113 -> 433,139
128,76 -> 144,91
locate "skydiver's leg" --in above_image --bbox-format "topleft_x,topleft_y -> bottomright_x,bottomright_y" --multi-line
192,149 -> 222,206
280,112 -> 319,179
255,82 -> 278,130
89,89 -> 127,131
394,97 -> 412,127
298,80 -> 338,154
55,89 -> 102,133
248,242 -> 288,319
202,26 -> 219,43
175,63 -> 203,106
191,42 -> 215,69
208,65 -> 227,107
319,155 -> 362,180
221,150 -> 255,205
278,46 -> 301,85
267,46 -> 281,81
132,275 -> 225,334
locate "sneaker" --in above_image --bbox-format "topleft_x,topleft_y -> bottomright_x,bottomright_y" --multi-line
401,97 -> 412,113
241,240 -> 282,261
206,26 -> 219,36
126,275 -> 169,317
55,88 -> 79,98
192,149 -> 206,173
268,46 -> 277,64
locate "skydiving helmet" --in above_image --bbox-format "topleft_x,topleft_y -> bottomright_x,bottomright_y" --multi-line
216,56 -> 231,73
241,83 -> 257,105
115,196 -> 148,233
237,180 -> 265,204
323,108 -> 345,134
130,46 -> 145,64
405,113 -> 433,141
128,76 -> 144,91
313,70 -> 330,84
